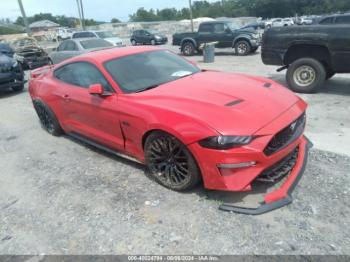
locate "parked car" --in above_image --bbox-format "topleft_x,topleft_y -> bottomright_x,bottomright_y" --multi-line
130,30 -> 168,46
0,43 -> 24,92
11,37 -> 50,70
281,18 -> 294,26
49,38 -> 114,64
72,30 -> 124,47
29,46 -> 310,214
241,21 -> 265,30
297,17 -> 314,25
317,14 -> 350,25
261,24 -> 350,93
265,18 -> 283,28
54,27 -> 74,41
172,21 -> 261,56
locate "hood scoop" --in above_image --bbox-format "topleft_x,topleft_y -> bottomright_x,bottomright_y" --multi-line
225,99 -> 244,107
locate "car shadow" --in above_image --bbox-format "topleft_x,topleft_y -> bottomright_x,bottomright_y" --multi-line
269,73 -> 350,96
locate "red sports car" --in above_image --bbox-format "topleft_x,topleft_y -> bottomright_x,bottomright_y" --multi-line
29,46 -> 311,215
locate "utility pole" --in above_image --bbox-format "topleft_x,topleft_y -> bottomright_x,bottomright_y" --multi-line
189,0 -> 194,32
76,0 -> 83,29
80,0 -> 85,30
17,0 -> 31,36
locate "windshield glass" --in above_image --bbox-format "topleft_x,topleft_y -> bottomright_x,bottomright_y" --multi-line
227,22 -> 240,30
104,50 -> 200,93
96,31 -> 115,38
79,39 -> 113,49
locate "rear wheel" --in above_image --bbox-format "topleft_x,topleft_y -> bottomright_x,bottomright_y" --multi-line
150,39 -> 156,45
144,131 -> 200,191
33,101 -> 64,136
235,40 -> 251,56
286,58 -> 326,93
181,41 -> 195,56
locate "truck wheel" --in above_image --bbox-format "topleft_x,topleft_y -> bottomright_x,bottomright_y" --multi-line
235,40 -> 251,56
182,42 -> 195,56
286,58 -> 326,93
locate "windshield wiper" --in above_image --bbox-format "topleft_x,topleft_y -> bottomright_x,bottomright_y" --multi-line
134,84 -> 159,93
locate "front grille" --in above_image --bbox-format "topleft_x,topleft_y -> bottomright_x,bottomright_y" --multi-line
0,66 -> 13,73
264,113 -> 306,156
257,146 -> 299,183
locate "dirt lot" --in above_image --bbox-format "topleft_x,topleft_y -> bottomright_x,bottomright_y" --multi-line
0,43 -> 350,255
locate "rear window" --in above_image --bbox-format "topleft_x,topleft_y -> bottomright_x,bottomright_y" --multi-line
79,39 -> 113,49
319,17 -> 334,24
72,32 -> 96,38
199,23 -> 213,33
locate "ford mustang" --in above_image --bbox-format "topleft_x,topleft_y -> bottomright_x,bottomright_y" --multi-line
29,46 -> 311,215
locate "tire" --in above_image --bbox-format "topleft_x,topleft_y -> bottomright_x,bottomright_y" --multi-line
286,58 -> 326,93
12,84 -> 24,92
48,58 -> 53,65
131,39 -> 137,46
150,39 -> 156,45
144,131 -> 201,191
181,41 -> 195,56
234,40 -> 251,56
33,100 -> 64,136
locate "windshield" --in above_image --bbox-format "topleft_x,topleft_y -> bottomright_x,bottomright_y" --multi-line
79,39 -> 113,49
227,22 -> 240,30
96,31 -> 115,38
104,50 -> 200,93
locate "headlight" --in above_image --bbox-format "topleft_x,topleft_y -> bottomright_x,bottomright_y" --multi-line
199,136 -> 254,150
12,61 -> 18,68
252,33 -> 260,39
14,53 -> 24,62
155,35 -> 162,40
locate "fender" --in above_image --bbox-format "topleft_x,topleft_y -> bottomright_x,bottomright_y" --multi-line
180,37 -> 198,49
232,35 -> 253,47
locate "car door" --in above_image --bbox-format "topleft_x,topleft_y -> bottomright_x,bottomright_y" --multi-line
197,23 -> 214,45
52,62 -> 124,151
329,25 -> 350,72
212,23 -> 232,47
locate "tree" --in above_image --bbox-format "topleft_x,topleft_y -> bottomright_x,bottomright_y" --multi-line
111,18 -> 121,23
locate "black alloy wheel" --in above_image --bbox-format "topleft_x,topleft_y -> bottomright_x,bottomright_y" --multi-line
145,132 -> 200,191
33,101 -> 63,136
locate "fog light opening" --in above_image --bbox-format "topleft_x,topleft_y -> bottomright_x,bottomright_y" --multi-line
218,161 -> 256,169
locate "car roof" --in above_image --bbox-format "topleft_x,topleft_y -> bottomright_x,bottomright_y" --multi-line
76,46 -> 163,63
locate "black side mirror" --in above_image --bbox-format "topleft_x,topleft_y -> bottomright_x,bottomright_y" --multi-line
225,28 -> 232,33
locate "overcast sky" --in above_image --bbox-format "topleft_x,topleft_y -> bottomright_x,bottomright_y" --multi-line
0,0 -> 216,22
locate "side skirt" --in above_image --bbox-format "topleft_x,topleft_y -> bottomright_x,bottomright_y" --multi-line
68,132 -> 143,164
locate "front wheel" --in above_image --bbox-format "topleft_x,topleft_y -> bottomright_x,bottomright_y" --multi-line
286,58 -> 326,93
131,39 -> 137,46
234,40 -> 251,56
150,39 -> 156,45
144,131 -> 201,191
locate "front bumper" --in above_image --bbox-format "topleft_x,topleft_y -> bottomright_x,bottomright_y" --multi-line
219,136 -> 312,215
0,71 -> 24,90
23,56 -> 50,69
188,100 -> 309,214
250,39 -> 261,48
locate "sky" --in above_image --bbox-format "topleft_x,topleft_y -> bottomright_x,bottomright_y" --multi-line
0,0 -> 216,22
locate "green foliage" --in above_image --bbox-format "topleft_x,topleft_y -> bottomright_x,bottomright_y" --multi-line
0,25 -> 25,35
14,12 -> 103,28
111,18 -> 121,23
129,0 -> 350,21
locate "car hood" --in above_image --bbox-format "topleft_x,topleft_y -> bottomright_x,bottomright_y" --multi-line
134,71 -> 300,136
0,54 -> 16,67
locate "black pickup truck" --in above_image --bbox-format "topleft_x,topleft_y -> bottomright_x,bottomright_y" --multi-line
173,21 -> 261,56
261,25 -> 350,93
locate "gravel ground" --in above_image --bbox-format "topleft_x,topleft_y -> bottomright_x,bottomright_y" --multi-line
0,43 -> 350,255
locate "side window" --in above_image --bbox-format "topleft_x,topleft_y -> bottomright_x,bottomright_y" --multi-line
213,23 -> 225,33
54,62 -> 113,92
86,32 -> 97,38
57,41 -> 68,51
199,24 -> 213,33
65,41 -> 78,51
335,15 -> 350,24
319,17 -> 334,24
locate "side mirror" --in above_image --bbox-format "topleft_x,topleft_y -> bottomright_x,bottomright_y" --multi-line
225,28 -> 231,33
88,83 -> 104,95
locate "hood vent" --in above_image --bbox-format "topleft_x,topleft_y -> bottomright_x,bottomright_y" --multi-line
225,99 -> 243,107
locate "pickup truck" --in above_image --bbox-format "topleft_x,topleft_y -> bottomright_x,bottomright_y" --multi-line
172,21 -> 261,56
261,25 -> 350,93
